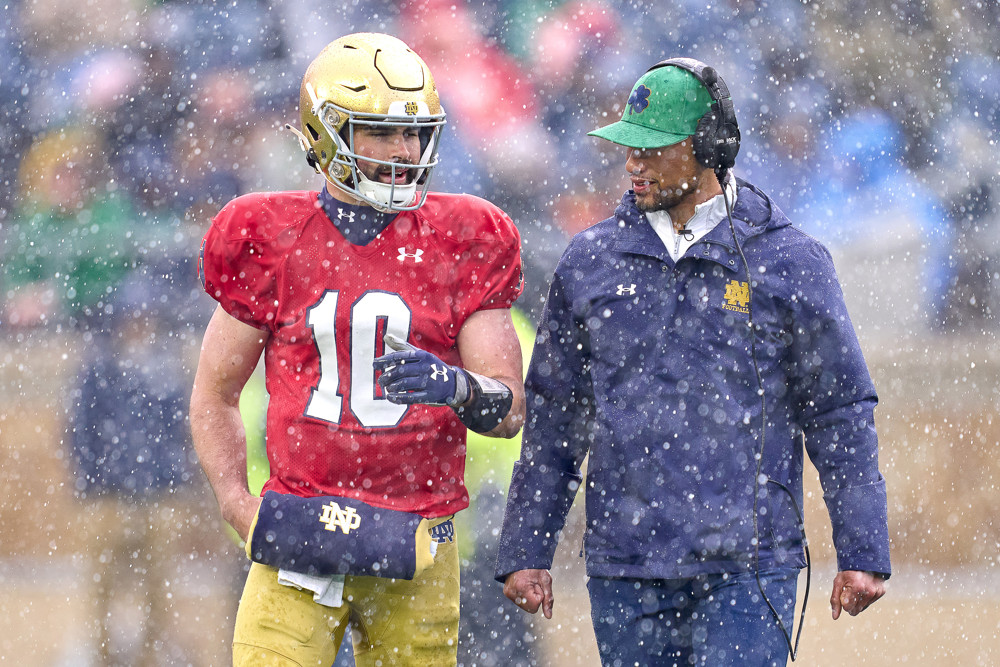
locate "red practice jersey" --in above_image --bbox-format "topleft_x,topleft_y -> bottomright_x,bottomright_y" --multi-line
200,191 -> 523,517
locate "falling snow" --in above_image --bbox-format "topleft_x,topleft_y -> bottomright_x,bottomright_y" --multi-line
0,1 -> 997,665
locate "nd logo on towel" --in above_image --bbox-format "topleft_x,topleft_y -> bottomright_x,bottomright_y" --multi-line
320,502 -> 362,534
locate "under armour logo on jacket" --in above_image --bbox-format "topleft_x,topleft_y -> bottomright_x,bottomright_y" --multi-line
397,248 -> 424,263
336,208 -> 355,223
429,364 -> 449,381
617,283 -> 637,296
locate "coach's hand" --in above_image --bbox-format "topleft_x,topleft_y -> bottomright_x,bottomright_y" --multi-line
374,334 -> 470,407
503,568 -> 554,619
831,570 -> 886,619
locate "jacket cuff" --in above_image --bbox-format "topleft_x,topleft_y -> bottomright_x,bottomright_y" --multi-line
494,461 -> 582,581
824,475 -> 892,578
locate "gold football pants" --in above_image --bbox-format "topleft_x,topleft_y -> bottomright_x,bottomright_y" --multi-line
233,521 -> 459,666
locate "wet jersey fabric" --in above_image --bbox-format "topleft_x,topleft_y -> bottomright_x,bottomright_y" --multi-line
200,190 -> 523,517
496,179 -> 890,581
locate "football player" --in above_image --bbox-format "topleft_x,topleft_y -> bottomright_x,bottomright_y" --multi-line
190,33 -> 526,666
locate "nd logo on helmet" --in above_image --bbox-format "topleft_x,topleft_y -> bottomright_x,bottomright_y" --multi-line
404,101 -> 419,115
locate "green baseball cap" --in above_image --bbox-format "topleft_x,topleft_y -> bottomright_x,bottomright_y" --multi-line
588,65 -> 714,149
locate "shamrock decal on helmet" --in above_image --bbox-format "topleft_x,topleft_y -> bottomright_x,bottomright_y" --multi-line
627,85 -> 651,115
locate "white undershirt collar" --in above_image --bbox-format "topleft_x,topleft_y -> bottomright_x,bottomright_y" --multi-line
646,172 -> 738,261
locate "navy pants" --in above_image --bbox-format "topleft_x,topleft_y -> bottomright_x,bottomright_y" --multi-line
587,568 -> 799,667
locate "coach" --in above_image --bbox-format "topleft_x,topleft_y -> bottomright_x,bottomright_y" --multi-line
494,58 -> 890,666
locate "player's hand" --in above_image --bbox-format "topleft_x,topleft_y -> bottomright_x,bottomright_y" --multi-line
503,568 -> 554,619
374,334 -> 469,407
220,491 -> 263,543
830,570 -> 886,619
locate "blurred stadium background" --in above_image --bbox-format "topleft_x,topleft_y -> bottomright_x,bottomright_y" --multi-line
1,0 -> 998,664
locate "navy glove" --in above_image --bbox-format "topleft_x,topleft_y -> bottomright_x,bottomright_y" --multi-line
373,334 -> 470,407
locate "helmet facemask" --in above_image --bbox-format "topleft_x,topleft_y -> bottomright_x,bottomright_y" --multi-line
316,98 -> 445,212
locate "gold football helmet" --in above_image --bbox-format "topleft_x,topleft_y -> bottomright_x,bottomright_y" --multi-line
294,33 -> 446,211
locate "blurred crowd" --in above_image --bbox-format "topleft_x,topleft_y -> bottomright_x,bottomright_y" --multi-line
0,0 -> 997,664
3,0 -> 999,336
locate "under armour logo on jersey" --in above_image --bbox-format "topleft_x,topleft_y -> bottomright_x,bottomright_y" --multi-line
429,364 -> 449,381
617,283 -> 637,296
397,247 -> 424,263
319,502 -> 362,535
336,208 -> 356,224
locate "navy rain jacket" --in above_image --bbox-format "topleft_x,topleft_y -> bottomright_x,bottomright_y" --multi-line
496,180 -> 891,581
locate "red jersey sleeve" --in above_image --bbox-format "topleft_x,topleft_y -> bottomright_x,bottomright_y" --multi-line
199,193 -> 297,331
450,195 -> 524,312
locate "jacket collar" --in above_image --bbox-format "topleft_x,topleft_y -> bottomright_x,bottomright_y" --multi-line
609,178 -> 784,271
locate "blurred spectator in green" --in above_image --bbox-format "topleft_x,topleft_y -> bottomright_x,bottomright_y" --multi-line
2,126 -> 136,330
457,306 -> 540,667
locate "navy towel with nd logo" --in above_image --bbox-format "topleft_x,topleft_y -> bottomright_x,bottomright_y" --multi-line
249,490 -> 430,579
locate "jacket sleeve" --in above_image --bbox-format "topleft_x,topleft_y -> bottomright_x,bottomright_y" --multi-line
494,265 -> 594,581
788,242 -> 891,577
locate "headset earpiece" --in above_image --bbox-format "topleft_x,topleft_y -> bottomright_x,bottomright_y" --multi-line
646,57 -> 741,173
693,110 -> 723,170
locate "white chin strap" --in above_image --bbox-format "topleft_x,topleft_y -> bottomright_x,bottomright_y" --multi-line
356,171 -> 416,211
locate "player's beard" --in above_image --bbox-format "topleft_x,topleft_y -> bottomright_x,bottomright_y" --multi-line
635,184 -> 684,212
634,175 -> 701,213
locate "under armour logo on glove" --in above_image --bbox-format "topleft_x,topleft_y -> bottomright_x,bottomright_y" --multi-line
374,334 -> 470,407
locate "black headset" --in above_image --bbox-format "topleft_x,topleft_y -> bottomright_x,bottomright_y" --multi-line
646,57 -> 741,175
